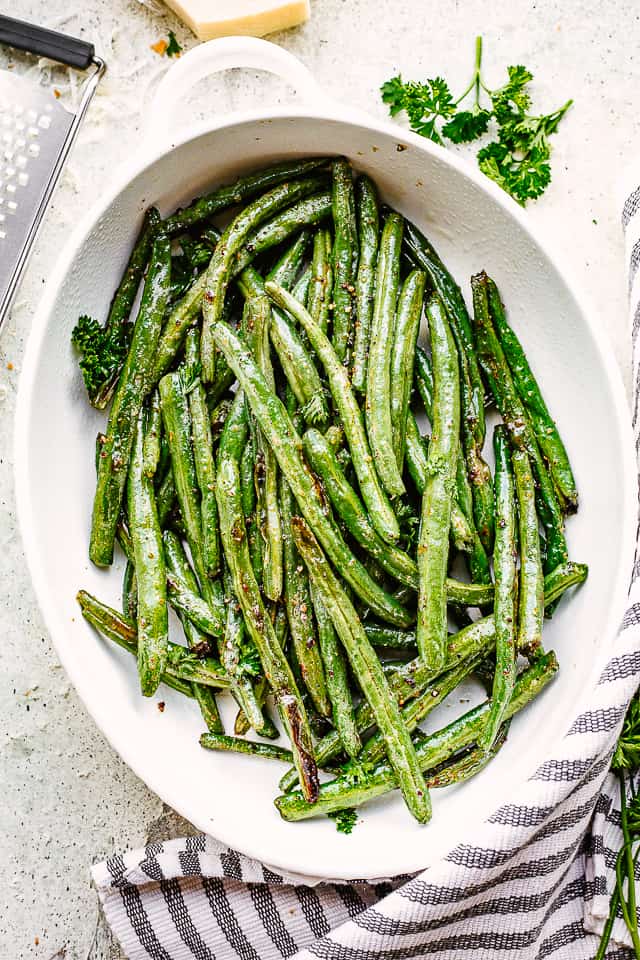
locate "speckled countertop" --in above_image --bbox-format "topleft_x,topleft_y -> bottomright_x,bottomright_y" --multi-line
0,1 -> 638,956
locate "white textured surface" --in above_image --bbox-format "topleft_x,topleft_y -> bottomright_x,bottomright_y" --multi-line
0,1 -> 636,956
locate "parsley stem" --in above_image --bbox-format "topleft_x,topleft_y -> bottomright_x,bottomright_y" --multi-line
594,884 -> 619,960
474,36 -> 483,106
619,771 -> 640,957
455,36 -> 484,106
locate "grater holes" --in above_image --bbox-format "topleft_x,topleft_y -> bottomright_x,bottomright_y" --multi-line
38,114 -> 51,130
7,200 -> 17,213
27,143 -> 39,158
17,171 -> 28,187
27,125 -> 38,139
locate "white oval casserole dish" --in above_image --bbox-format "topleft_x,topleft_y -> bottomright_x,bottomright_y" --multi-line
14,37 -> 636,880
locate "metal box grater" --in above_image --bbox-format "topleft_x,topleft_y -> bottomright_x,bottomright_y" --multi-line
0,16 -> 103,330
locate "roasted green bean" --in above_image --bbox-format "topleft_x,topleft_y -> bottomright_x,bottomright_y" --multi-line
390,269 -> 426,469
351,175 -> 379,393
292,516 -> 431,823
91,234 -> 171,566
417,296 -> 460,670
365,211 -> 406,498
127,414 -> 168,696
480,427 -> 517,752
330,159 -> 358,363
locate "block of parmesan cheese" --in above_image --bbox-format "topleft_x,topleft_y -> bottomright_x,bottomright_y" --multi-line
164,0 -> 311,40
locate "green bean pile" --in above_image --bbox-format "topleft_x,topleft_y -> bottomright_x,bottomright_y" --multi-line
75,156 -> 588,825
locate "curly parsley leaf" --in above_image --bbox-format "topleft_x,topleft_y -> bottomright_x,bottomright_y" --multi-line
327,808 -> 358,834
442,107 -> 491,143
477,140 -> 551,204
71,314 -> 129,407
380,76 -> 409,116
381,76 -> 456,144
490,64 -> 533,122
612,691 -> 640,772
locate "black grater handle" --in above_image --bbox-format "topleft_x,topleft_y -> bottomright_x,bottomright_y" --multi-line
0,15 -> 94,70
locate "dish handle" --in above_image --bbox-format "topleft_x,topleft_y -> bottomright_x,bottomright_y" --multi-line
146,36 -> 324,145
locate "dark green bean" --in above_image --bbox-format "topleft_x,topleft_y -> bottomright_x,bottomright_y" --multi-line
427,725 -> 509,788
127,414 -> 168,696
232,193 -> 330,277
417,296 -> 460,670
240,431 -> 263,581
351,176 -> 379,393
311,581 -> 360,757
90,207 -> 161,409
405,223 -> 493,551
142,390 -> 162,478
122,560 -> 137,622
302,427 -> 415,587
292,516 -> 431,823
165,573 -> 223,636
486,276 -> 578,513
330,159 -> 358,363
480,427 -> 517,752
185,329 -> 220,579
163,157 -> 329,236
220,564 -> 272,737
238,267 -> 329,427
308,228 -> 333,334
390,270 -> 426,469
512,442 -> 544,656
159,370 -> 223,626
266,231 -> 311,288
90,235 -> 171,566
365,211 -> 406,498
246,295 -> 283,601
164,531 -> 224,732
200,732 -> 293,763
280,465 -> 331,718
411,355 -> 484,566
471,271 -> 568,572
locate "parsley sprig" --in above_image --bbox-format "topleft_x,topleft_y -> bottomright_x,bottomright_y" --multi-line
596,689 -> 640,959
381,37 -> 572,205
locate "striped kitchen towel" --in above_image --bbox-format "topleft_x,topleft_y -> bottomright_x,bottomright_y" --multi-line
91,192 -> 640,960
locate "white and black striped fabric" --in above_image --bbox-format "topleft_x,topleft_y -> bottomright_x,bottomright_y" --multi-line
92,191 -> 640,960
